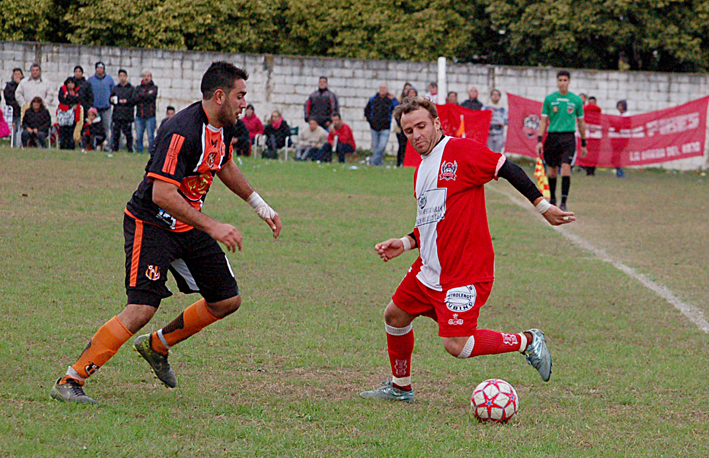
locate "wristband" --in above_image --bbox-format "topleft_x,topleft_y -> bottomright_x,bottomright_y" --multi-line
246,191 -> 276,220
536,199 -> 552,214
400,236 -> 412,251
537,136 -> 543,143
581,138 -> 587,147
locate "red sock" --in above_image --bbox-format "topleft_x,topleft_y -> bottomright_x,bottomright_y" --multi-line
459,330 -> 526,358
386,323 -> 414,391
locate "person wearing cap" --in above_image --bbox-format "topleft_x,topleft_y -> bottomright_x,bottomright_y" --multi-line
73,65 -> 94,120
88,61 -> 115,149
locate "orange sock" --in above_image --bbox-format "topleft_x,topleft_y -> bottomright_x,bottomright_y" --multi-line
70,316 -> 133,380
150,299 -> 220,354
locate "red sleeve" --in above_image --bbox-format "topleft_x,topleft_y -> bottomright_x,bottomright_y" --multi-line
328,129 -> 335,145
456,138 -> 504,187
256,118 -> 264,135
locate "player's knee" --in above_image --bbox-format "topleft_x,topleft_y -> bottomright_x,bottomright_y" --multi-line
443,339 -> 464,357
384,302 -> 411,328
206,295 -> 241,319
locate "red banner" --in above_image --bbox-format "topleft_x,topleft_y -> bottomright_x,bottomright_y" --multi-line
505,93 -> 709,167
403,104 -> 492,167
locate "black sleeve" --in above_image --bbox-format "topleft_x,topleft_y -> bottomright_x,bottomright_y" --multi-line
497,160 -> 543,204
407,231 -> 417,248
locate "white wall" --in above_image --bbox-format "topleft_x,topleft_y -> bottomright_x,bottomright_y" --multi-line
2,41 -> 706,169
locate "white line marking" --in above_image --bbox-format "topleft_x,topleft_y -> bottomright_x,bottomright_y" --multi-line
489,185 -> 709,333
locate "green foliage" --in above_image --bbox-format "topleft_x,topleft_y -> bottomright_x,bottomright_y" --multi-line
2,0 -> 709,71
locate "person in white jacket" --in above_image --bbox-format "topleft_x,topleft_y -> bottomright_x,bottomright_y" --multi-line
15,63 -> 54,110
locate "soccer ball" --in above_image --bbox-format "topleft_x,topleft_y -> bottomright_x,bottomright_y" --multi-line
471,378 -> 519,423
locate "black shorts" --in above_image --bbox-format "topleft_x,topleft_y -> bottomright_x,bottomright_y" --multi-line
543,132 -> 576,168
123,212 -> 239,307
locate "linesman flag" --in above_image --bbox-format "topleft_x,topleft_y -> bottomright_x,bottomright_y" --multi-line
534,157 -> 551,200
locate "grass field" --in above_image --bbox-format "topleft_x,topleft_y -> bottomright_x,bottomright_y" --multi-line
0,146 -> 708,457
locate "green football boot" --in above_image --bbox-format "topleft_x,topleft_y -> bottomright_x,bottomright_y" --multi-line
50,376 -> 98,405
360,380 -> 414,403
134,334 -> 178,388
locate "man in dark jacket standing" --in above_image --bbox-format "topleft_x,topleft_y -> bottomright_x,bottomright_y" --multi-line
110,69 -> 135,152
73,66 -> 94,120
304,76 -> 339,129
364,84 -> 398,166
134,70 -> 158,153
3,68 -> 24,147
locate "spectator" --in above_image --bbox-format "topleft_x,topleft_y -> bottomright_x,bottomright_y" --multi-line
3,68 -> 24,147
159,106 -> 176,130
320,113 -> 356,163
304,76 -> 339,129
57,77 -> 81,150
80,107 -> 106,152
614,100 -> 629,178
263,110 -> 290,159
583,96 -> 602,176
484,89 -> 508,153
21,96 -> 51,148
446,91 -> 458,105
394,83 -> 412,167
73,66 -> 94,120
405,87 -> 418,98
232,118 -> 251,157
364,83 -> 399,166
461,87 -> 483,110
295,118 -> 328,161
579,93 -> 588,104
242,104 -> 264,144
134,70 -> 158,153
88,61 -> 115,148
424,82 -> 438,102
110,69 -> 135,152
15,63 -> 53,109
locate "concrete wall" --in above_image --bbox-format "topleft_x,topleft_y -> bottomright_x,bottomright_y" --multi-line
2,41 -> 707,169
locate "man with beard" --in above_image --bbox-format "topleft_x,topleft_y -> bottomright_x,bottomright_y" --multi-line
51,61 -> 282,404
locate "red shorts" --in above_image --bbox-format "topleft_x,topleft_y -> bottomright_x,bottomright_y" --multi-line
392,267 -> 493,337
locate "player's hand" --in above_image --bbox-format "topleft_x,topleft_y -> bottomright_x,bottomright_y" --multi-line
375,238 -> 405,262
210,223 -> 243,252
265,211 -> 282,239
542,205 -> 575,226
580,146 -> 588,158
536,142 -> 543,156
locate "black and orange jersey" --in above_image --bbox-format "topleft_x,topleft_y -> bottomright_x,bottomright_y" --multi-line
126,101 -> 234,232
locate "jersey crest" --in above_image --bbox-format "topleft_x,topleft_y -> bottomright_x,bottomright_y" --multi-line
439,160 -> 457,181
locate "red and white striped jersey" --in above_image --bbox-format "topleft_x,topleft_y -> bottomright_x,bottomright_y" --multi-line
411,136 -> 506,291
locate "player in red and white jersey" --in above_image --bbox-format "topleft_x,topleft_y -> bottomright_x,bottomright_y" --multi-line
361,97 -> 574,403
51,62 -> 282,404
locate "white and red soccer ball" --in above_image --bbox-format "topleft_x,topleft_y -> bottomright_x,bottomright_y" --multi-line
471,378 -> 519,423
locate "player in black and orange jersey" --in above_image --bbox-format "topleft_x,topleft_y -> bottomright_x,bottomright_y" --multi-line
51,62 -> 282,404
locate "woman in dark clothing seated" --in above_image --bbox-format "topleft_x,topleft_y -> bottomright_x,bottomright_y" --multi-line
262,110 -> 290,159
21,96 -> 52,148
232,118 -> 251,156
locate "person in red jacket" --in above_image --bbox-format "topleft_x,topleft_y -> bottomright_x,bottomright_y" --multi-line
242,104 -> 264,145
57,77 -> 81,150
319,113 -> 356,163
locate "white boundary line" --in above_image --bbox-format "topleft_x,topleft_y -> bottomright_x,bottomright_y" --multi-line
489,185 -> 709,333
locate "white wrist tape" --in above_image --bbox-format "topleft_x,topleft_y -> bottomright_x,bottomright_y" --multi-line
536,199 -> 552,214
247,192 -> 276,220
400,236 -> 412,251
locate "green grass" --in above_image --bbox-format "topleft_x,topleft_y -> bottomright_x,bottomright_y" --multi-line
0,147 -> 707,457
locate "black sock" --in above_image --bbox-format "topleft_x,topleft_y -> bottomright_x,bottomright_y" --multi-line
548,177 -> 557,203
561,176 -> 570,204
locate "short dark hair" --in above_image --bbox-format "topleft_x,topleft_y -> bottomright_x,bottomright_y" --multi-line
166,106 -> 176,112
12,68 -> 23,76
201,61 -> 249,100
447,91 -> 457,97
557,70 -> 571,79
74,65 -> 84,73
332,113 -> 341,120
30,63 -> 41,70
307,116 -> 318,123
64,77 -> 75,86
429,82 -> 438,88
588,96 -> 597,103
394,96 -> 438,123
491,89 -> 501,97
319,76 -> 328,81
118,69 -> 127,76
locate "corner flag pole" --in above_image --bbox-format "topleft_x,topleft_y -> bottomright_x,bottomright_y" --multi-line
437,57 -> 447,105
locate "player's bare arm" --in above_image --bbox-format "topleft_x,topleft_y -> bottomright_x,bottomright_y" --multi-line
536,116 -> 548,155
152,179 -> 243,252
497,160 -> 575,226
217,160 -> 282,239
578,117 -> 588,157
375,234 -> 415,262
